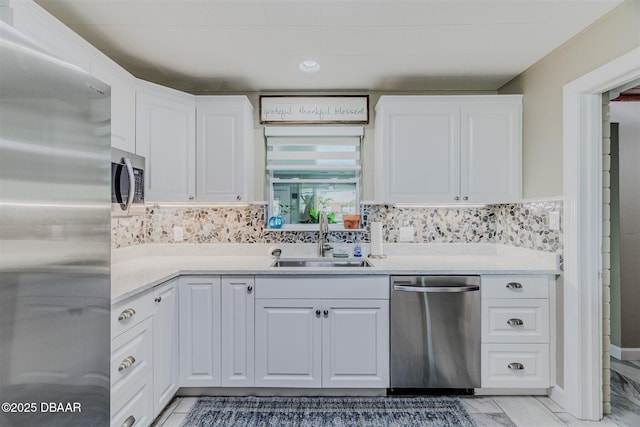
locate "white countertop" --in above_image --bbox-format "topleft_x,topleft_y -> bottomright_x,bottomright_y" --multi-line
111,243 -> 560,304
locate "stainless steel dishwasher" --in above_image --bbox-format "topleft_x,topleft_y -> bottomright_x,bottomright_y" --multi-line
390,275 -> 481,393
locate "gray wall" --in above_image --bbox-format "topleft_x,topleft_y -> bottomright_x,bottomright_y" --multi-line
499,0 -> 640,198
611,101 -> 640,349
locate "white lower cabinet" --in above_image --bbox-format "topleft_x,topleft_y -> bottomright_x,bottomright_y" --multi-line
110,290 -> 155,427
482,343 -> 550,388
255,299 -> 323,387
179,276 -> 222,387
322,300 -> 390,388
152,280 -> 179,417
480,275 -> 555,390
254,276 -> 390,389
111,317 -> 153,400
111,370 -> 154,427
221,277 -> 255,387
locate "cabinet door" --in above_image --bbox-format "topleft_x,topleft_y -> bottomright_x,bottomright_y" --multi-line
136,87 -> 196,201
378,100 -> 460,203
221,277 -> 254,387
322,300 -> 389,388
178,276 -> 221,387
460,100 -> 522,203
91,58 -> 136,153
255,299 -> 322,387
152,280 -> 179,416
196,97 -> 253,202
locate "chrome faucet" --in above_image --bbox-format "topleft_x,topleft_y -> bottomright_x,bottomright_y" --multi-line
317,211 -> 333,257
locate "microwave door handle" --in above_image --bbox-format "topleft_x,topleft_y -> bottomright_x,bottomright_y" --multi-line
123,157 -> 135,212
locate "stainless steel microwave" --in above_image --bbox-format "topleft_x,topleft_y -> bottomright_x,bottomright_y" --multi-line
111,148 -> 145,217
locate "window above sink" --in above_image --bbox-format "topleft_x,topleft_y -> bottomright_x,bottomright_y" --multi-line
265,126 -> 363,229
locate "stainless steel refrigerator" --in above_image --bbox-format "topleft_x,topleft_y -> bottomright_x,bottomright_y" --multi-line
0,21 -> 110,426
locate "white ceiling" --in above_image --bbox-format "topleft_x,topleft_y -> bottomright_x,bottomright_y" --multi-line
34,0 -> 624,93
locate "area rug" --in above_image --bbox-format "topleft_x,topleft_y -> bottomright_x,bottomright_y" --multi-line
181,396 -> 477,427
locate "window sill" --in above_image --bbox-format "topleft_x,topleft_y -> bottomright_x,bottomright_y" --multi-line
264,225 -> 366,232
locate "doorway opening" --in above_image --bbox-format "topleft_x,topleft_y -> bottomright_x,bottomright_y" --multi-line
561,47 -> 640,421
605,81 -> 640,426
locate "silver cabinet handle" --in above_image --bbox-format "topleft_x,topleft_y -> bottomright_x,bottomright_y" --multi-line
122,415 -> 136,427
315,309 -> 321,317
507,318 -> 524,326
508,362 -> 525,371
463,196 -> 469,201
454,196 -> 460,201
247,285 -> 253,294
118,356 -> 136,372
188,195 -> 194,200
155,296 -> 162,303
118,308 -> 136,321
323,309 -> 329,318
236,195 -> 242,201
393,285 -> 480,293
506,282 -> 523,289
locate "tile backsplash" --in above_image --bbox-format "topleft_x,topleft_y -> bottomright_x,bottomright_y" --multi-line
111,200 -> 563,254
494,200 -> 563,252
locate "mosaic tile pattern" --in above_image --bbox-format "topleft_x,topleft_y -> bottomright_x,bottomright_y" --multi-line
111,200 -> 564,254
361,204 -> 496,243
111,216 -> 145,249
145,205 -> 265,244
494,200 -> 564,253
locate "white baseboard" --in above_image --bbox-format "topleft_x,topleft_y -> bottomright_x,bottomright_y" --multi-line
474,388 -> 548,396
610,344 -> 640,361
549,385 -> 565,411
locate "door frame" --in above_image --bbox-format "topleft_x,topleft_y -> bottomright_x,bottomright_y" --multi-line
561,47 -> 640,420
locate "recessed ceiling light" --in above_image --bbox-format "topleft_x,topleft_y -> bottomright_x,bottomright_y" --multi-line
298,60 -> 321,73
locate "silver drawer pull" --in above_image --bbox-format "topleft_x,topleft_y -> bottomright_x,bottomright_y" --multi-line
117,308 -> 136,321
122,415 -> 136,427
508,362 -> 525,371
118,356 -> 136,372
506,282 -> 523,289
507,318 -> 524,326
247,285 -> 253,294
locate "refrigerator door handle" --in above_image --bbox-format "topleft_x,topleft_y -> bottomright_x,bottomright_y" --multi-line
393,284 -> 479,293
123,157 -> 135,212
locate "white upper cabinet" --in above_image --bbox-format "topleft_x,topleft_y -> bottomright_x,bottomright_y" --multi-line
375,96 -> 522,204
11,1 -> 92,72
196,97 -> 254,202
135,85 -> 254,203
136,82 -> 196,202
90,58 -> 136,153
460,100 -> 522,203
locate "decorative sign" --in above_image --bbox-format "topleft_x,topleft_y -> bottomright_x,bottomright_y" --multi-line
260,96 -> 369,124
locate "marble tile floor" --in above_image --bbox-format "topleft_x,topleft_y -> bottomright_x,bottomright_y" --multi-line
609,358 -> 640,427
150,392 -> 632,427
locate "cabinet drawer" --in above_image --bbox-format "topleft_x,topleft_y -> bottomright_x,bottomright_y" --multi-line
112,291 -> 154,339
111,370 -> 153,427
482,275 -> 549,299
111,317 -> 153,398
482,299 -> 549,343
481,343 -> 549,388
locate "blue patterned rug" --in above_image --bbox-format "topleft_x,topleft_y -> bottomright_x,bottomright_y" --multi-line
181,396 -> 477,426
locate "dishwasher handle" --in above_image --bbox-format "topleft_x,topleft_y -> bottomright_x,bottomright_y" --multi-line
393,284 -> 479,293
